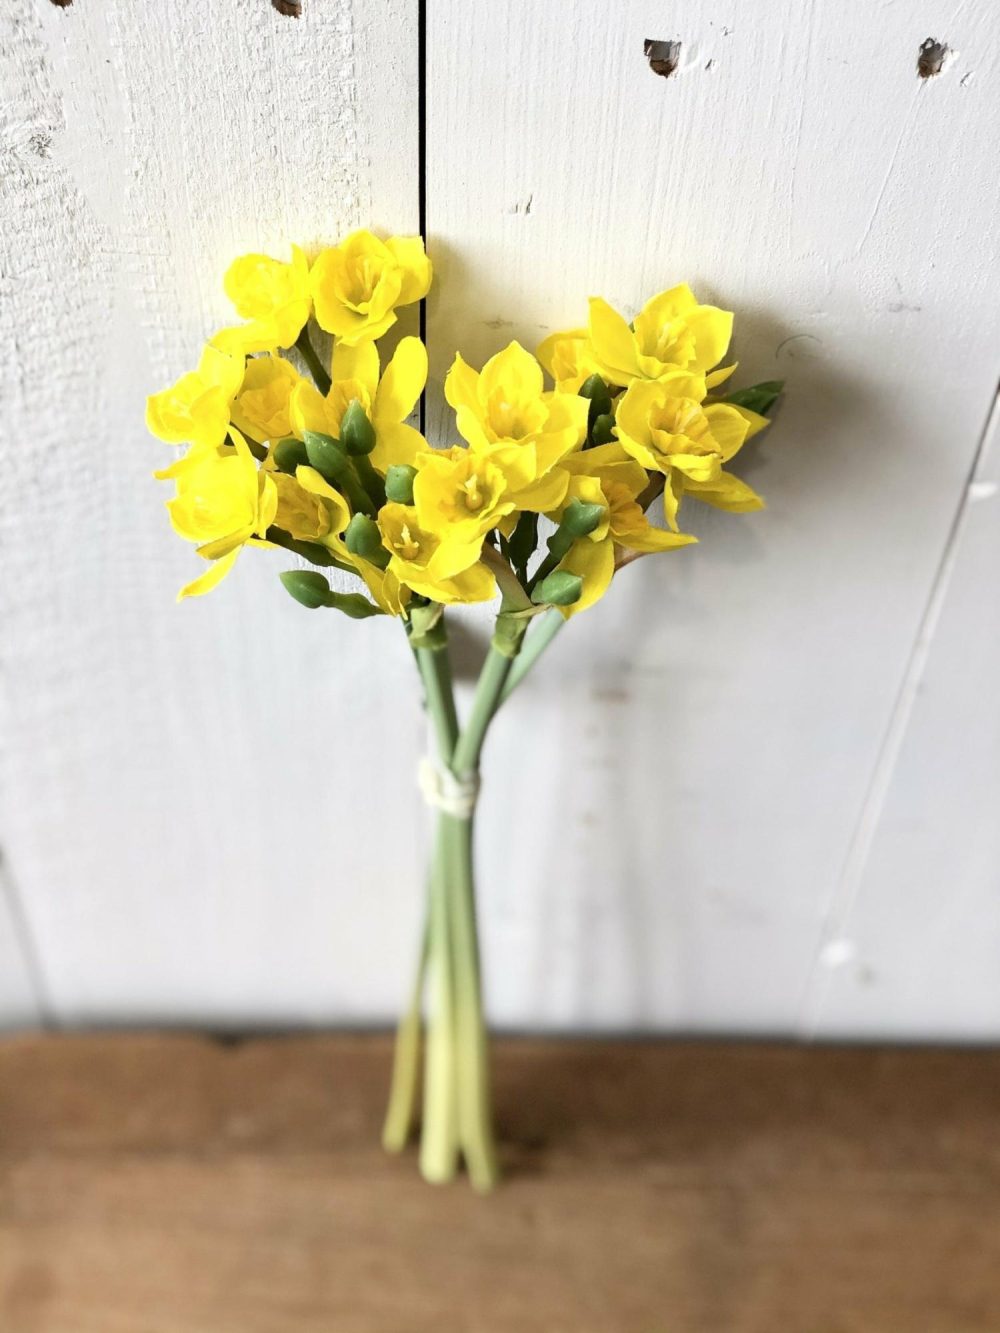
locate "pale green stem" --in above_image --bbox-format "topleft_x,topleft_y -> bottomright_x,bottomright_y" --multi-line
381,913 -> 428,1152
499,608 -> 565,705
415,639 -> 463,1184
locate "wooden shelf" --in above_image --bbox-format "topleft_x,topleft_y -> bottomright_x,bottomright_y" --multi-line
2,1035 -> 1000,1330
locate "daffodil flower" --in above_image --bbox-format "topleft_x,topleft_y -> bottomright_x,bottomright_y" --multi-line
213,245 -> 312,354
550,444 -> 696,616
146,344 -> 244,451
231,354 -> 303,443
536,327 -> 603,393
615,377 -> 766,528
378,503 -> 495,605
588,285 -> 735,389
445,341 -> 587,474
164,430 -> 277,599
290,336 -> 429,473
413,442 -> 570,549
310,230 -> 432,345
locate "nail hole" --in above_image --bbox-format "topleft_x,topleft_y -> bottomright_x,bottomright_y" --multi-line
644,38 -> 682,79
917,38 -> 949,78
272,0 -> 302,15
49,0 -> 73,7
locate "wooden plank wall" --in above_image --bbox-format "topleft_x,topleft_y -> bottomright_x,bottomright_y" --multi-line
1,0 -> 999,1036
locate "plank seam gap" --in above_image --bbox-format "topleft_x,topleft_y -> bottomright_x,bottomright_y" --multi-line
798,381 -> 1000,1036
416,0 -> 427,435
0,852 -> 58,1028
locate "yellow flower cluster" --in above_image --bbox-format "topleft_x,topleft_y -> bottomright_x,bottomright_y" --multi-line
147,231 -> 777,615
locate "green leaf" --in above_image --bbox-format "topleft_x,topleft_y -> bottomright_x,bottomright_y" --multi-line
723,380 -> 784,415
532,570 -> 582,607
280,570 -> 333,609
507,511 -> 539,579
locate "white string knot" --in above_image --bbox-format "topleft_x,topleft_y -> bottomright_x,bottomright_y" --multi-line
417,756 -> 480,820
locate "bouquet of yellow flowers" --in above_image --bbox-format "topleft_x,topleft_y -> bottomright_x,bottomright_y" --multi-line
147,230 -> 781,1191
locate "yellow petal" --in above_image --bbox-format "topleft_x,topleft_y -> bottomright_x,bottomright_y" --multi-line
375,336 -> 428,424
588,297 -> 641,384
177,547 -> 240,601
558,537 -> 615,618
685,470 -> 764,513
385,235 -> 433,304
331,341 -> 380,402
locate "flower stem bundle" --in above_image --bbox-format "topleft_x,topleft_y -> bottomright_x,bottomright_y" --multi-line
147,229 -> 783,1190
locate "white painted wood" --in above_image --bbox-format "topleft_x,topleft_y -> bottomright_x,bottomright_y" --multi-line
426,0 -> 1000,1031
0,866 -> 45,1030
809,394 -> 1000,1038
4,0 -> 1000,1036
0,0 -> 423,1025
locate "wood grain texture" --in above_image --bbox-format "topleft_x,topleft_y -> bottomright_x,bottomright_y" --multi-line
3,1034 -> 1000,1331
425,0 -> 1000,1034
0,1 -> 423,1025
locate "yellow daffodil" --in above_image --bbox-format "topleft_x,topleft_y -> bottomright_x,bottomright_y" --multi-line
290,336 -> 429,473
445,341 -> 587,475
165,430 -> 277,599
378,503 -> 495,605
310,230 -> 432,345
413,442 -> 569,546
551,444 -> 696,617
615,379 -> 766,528
588,285 -> 735,389
231,354 -> 302,443
536,327 -> 603,393
146,344 -> 244,451
213,245 -> 312,354
269,469 -> 334,542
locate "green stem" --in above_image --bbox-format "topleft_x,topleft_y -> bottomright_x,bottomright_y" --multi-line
381,912 -> 429,1152
498,608 -> 565,704
295,326 -> 332,395
420,817 -> 460,1183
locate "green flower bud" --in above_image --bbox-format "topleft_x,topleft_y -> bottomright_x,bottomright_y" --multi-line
579,373 -> 612,429
531,570 -> 583,607
590,413 -> 616,445
561,498 -> 606,537
345,513 -> 390,568
340,399 -> 377,456
272,437 -> 309,474
280,569 -> 332,609
303,430 -> 349,481
385,463 -> 418,504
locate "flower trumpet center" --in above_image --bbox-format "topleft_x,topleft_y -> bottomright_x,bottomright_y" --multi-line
396,522 -> 422,560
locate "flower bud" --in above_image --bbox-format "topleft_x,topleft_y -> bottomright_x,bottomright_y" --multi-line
303,430 -> 349,481
280,569 -> 332,609
531,570 -> 583,607
590,413 -> 616,445
385,463 -> 418,504
340,400 -> 377,456
272,437 -> 309,474
345,513 -> 390,568
561,498 -> 607,537
579,373 -> 612,430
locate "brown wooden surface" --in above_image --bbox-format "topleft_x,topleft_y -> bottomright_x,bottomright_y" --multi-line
2,1036 -> 1000,1331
